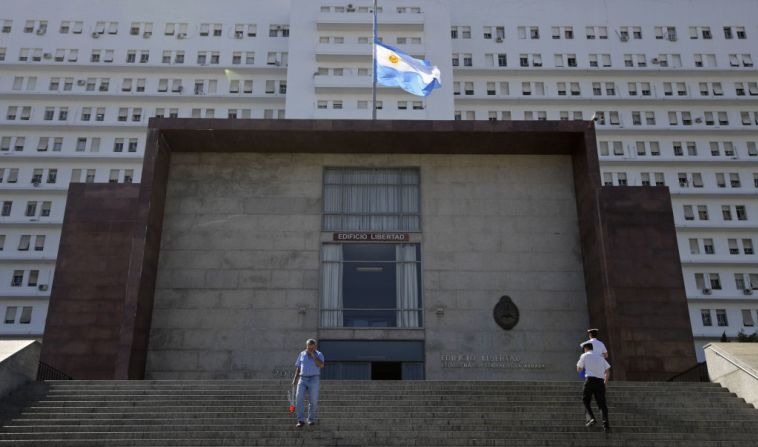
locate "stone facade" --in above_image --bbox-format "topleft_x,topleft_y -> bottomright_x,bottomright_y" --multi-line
146,152 -> 589,380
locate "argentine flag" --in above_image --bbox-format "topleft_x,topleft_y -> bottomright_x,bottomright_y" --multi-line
375,41 -> 441,97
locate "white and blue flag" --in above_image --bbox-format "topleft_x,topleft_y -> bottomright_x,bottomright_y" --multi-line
375,41 -> 441,97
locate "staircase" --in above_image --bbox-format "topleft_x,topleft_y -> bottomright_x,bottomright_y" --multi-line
1,380 -> 757,446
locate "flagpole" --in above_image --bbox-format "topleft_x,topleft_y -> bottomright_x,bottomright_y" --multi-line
372,0 -> 378,120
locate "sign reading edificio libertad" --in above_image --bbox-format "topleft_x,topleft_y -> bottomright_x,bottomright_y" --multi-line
333,233 -> 410,241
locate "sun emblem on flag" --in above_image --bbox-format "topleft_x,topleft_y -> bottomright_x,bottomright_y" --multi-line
388,54 -> 399,64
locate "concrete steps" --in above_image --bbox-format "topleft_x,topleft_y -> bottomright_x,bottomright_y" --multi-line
1,380 -> 757,446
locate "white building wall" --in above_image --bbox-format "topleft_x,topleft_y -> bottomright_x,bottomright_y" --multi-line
0,0 -> 756,362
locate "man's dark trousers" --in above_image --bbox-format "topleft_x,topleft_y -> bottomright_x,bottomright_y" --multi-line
582,377 -> 609,425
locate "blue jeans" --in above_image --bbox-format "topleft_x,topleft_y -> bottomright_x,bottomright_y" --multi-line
296,375 -> 320,422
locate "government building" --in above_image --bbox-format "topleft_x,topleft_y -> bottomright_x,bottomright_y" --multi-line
1,0 -> 757,373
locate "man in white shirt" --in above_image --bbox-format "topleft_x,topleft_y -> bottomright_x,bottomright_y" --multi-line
576,342 -> 611,431
580,328 -> 608,358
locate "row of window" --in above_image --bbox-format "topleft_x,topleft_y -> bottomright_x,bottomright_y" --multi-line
682,205 -> 749,222
2,19 -> 753,43
449,109 -> 758,127
695,273 -> 758,292
599,140 -> 758,158
1,201 -> 53,218
3,100 -> 288,123
450,25 -> 748,41
320,6 -> 420,14
4,47 -> 756,70
9,269 -> 45,287
9,48 -> 289,66
0,167 -> 135,185
0,234 -> 46,251
688,238 -> 754,256
320,36 -> 423,45
1,106 -> 285,124
700,309 -> 756,328
606,171 -> 758,189
675,172 -> 758,189
316,99 -> 424,111
452,80 -> 758,97
3,306 -> 32,325
18,75 -> 758,99
0,136 -> 140,153
10,76 -> 286,96
450,52 -> 754,69
1,19 -> 288,38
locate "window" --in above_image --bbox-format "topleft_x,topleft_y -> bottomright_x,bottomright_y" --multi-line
716,309 -> 728,326
689,239 -> 701,255
730,173 -> 741,188
322,168 -> 420,232
18,235 -> 31,251
736,273 -> 747,290
701,309 -> 712,326
697,205 -> 708,220
28,270 -> 38,286
4,307 -> 17,324
723,205 -> 733,221
736,205 -> 747,221
710,273 -> 722,290
11,270 -> 23,286
695,273 -> 705,292
729,239 -> 740,254
320,243 -> 422,329
743,310 -> 755,327
25,201 -> 37,217
19,306 -> 32,324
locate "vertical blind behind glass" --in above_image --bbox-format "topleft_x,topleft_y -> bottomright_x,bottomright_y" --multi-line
323,168 -> 420,232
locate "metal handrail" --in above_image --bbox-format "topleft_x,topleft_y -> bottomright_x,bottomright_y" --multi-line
706,344 -> 758,381
321,308 -> 423,311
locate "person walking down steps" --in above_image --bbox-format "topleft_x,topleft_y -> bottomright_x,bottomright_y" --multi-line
292,338 -> 325,428
576,342 -> 611,432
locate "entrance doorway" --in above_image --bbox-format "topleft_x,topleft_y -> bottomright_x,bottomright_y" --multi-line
319,340 -> 424,380
371,362 -> 402,380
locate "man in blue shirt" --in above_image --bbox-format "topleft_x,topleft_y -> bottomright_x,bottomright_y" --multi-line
292,338 -> 325,428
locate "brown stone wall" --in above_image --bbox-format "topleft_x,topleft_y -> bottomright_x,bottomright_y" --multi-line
592,187 -> 697,380
39,119 -> 697,380
40,184 -> 141,379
